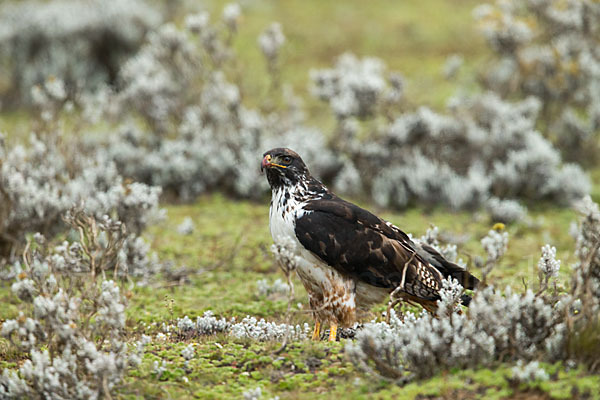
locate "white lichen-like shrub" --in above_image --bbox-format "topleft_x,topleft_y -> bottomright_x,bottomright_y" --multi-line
571,196 -> 600,313
538,244 -> 561,285
359,92 -> 589,210
174,311 -> 309,342
474,0 -> 600,164
481,229 -> 509,265
479,227 -> 510,281
345,223 -> 577,383
487,197 -> 527,224
222,3 -> 241,32
0,3 -> 588,268
180,343 -> 195,369
0,212 -> 148,399
89,12 -> 338,201
0,130 -> 162,258
258,22 -> 285,74
177,311 -> 230,336
416,226 -> 461,266
510,361 -> 550,383
306,49 -> 590,210
346,198 -> 600,383
0,0 -> 161,105
229,316 -> 310,342
152,360 -> 168,380
1,2 -> 593,215
116,22 -> 197,132
177,217 -> 195,235
346,284 -> 567,382
242,387 -> 263,400
69,9 -> 589,212
310,53 -> 401,119
256,278 -> 290,297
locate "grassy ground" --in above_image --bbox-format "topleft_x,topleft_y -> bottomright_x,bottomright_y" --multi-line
3,193 -> 599,398
140,194 -> 581,326
121,195 -> 600,398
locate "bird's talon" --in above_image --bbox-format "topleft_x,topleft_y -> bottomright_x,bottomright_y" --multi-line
311,321 -> 321,341
328,324 -> 338,342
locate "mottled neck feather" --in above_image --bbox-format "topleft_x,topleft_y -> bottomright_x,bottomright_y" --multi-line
271,173 -> 331,205
266,168 -> 305,189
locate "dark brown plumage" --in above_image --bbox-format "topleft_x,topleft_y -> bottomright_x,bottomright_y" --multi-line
296,198 -> 478,298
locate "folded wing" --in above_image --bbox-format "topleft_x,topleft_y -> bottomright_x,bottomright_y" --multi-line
295,197 -> 478,303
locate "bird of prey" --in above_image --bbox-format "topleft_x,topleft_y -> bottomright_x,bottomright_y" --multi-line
261,148 -> 479,341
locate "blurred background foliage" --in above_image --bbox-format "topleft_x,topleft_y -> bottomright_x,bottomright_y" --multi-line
0,0 -> 485,133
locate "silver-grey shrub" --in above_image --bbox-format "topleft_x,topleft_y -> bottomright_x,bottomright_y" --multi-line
0,0 -> 161,106
310,53 -> 399,119
346,284 -> 566,381
487,197 -> 528,224
346,197 -> 600,383
95,11 -> 339,201
73,8 -> 589,211
108,40 -> 590,209
256,278 -> 290,297
344,90 -> 589,210
0,212 -> 148,399
7,5 -> 589,215
474,0 -> 600,164
0,132 -> 162,258
174,311 -> 309,342
510,361 -> 550,383
571,196 -> 600,314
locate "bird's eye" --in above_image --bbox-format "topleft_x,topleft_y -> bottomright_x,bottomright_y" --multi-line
282,156 -> 292,164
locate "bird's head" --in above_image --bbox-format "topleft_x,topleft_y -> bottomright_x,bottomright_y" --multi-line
261,148 -> 309,188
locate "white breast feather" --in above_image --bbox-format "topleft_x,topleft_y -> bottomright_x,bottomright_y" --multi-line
269,186 -> 337,291
269,188 -> 297,242
269,183 -> 388,316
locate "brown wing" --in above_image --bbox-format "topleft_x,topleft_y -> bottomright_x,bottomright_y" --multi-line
295,197 -> 478,302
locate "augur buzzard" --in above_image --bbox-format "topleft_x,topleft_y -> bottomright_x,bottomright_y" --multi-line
261,148 -> 479,341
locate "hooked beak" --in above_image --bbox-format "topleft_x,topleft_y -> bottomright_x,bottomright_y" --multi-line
261,154 -> 272,172
261,154 -> 287,172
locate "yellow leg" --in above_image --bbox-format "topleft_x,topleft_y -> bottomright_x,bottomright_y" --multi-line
311,321 -> 321,341
328,324 -> 338,342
